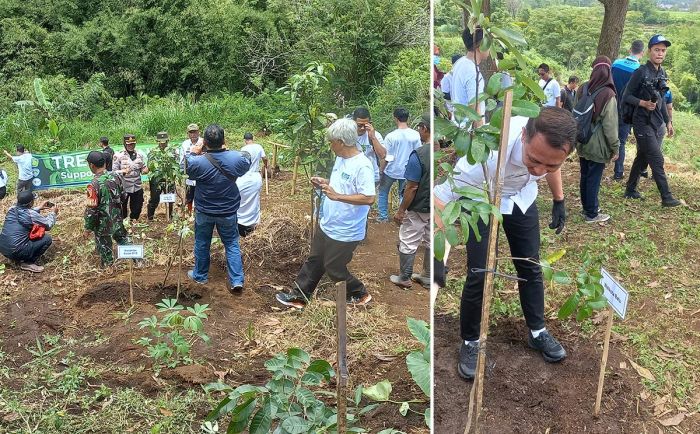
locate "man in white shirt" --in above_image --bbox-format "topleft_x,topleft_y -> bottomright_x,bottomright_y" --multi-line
378,108 -> 422,222
276,118 -> 375,309
181,123 -> 203,213
440,54 -> 463,113
434,107 -> 577,380
538,63 -> 561,107
352,107 -> 386,184
4,145 -> 34,192
0,167 -> 8,199
451,27 -> 490,124
237,132 -> 267,237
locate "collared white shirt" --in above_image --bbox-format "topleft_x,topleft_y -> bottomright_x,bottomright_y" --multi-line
433,116 -> 547,215
356,131 -> 384,183
181,138 -> 203,186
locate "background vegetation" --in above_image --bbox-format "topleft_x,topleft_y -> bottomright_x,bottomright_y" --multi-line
0,0 -> 429,154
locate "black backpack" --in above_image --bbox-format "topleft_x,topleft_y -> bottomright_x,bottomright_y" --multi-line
572,84 -> 606,144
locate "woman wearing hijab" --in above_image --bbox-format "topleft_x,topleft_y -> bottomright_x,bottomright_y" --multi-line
576,56 -> 619,223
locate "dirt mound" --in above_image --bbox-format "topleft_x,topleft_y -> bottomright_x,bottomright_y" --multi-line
76,281 -> 204,308
434,314 -> 654,433
241,216 -> 310,278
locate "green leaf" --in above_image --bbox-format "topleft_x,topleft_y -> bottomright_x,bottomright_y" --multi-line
406,352 -> 430,397
511,100 -> 541,118
280,416 -> 310,434
434,230 -> 445,261
445,224 -> 461,247
545,249 -> 566,264
362,380 -> 392,402
518,74 -> 546,101
287,348 -> 311,364
490,26 -> 527,47
552,271 -> 572,285
453,130 -> 472,158
558,293 -> 580,320
441,201 -> 460,225
485,73 -> 504,97
424,408 -> 431,428
354,385 -> 363,406
407,318 -> 429,347
358,403 -> 380,415
206,397 -> 233,421
454,103 -> 481,123
585,295 -> 609,311
434,117 -> 459,139
490,107 -> 503,129
470,135 -> 487,163
226,397 -> 256,433
305,359 -> 334,381
249,400 -> 272,434
399,401 -> 410,417
576,305 -> 593,322
541,259 -> 553,282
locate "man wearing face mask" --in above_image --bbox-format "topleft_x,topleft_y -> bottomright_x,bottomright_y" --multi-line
433,107 -> 576,380
113,134 -> 149,221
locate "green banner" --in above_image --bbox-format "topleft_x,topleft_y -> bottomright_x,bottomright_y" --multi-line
31,144 -> 162,190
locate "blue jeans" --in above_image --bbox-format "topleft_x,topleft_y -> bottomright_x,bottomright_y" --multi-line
193,212 -> 244,287
579,158 -> 605,218
378,175 -> 405,221
614,122 -> 631,178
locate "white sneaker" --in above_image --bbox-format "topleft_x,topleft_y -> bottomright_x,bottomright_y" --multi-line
20,262 -> 44,273
585,213 -> 611,223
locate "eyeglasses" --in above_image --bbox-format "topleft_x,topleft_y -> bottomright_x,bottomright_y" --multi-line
538,72 -> 546,77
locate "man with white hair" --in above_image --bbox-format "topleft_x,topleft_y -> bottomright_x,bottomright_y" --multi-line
276,118 -> 375,309
236,132 -> 267,236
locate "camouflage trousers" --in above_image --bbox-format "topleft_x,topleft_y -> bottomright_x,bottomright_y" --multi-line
94,227 -> 130,266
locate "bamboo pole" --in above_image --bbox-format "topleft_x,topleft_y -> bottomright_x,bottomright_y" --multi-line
291,155 -> 300,195
594,308 -> 614,417
465,90 -> 513,434
336,281 -> 348,434
272,145 -> 278,177
264,166 -> 269,195
129,260 -> 134,306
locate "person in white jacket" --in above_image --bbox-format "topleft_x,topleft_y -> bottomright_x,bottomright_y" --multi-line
236,133 -> 267,236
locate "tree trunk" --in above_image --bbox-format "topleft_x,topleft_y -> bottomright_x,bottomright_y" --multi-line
597,0 -> 630,60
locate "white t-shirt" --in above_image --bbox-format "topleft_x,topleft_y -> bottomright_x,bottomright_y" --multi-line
433,116 -> 547,215
383,128 -> 422,180
12,153 -> 33,181
356,131 -> 384,183
540,78 -> 561,107
320,154 -> 376,242
451,56 -> 485,123
236,173 -> 263,227
241,143 -> 266,174
0,169 -> 8,188
440,72 -> 452,95
181,138 -> 203,185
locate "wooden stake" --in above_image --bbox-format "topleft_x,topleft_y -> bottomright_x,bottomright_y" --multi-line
176,235 -> 183,301
291,155 -> 300,195
129,259 -> 134,306
594,307 -> 614,417
465,90 -> 514,434
264,166 -> 269,196
336,281 -> 348,434
272,145 -> 278,178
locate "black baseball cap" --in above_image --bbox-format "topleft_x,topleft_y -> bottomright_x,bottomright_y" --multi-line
87,150 -> 106,167
17,191 -> 37,207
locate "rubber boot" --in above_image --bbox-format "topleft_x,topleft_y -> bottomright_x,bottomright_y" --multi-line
390,252 -> 415,288
411,248 -> 431,288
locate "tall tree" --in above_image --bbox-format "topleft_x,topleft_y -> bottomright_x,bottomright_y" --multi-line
596,0 -> 630,59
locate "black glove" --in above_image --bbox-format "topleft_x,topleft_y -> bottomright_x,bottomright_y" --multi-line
549,199 -> 566,234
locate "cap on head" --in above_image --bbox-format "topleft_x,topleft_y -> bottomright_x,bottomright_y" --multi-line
87,150 -> 106,167
187,123 -> 199,132
17,191 -> 36,207
243,132 -> 253,141
648,34 -> 671,48
156,131 -> 169,143
123,134 -> 136,145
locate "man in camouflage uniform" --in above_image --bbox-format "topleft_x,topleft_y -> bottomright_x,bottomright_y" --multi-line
84,151 -> 130,266
146,131 -> 178,221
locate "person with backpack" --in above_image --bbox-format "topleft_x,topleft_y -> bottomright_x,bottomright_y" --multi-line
538,64 -> 561,107
611,40 -> 645,180
573,56 -> 619,223
621,35 -> 681,207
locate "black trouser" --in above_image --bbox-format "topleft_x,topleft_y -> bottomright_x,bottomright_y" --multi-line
294,229 -> 366,299
0,186 -> 6,199
238,224 -> 255,238
147,179 -> 173,219
626,124 -> 673,201
7,235 -> 53,263
17,179 -> 33,192
579,157 -> 605,218
121,189 -> 144,220
461,203 -> 545,341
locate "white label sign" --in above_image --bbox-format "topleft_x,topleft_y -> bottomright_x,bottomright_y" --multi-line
118,245 -> 144,259
160,193 -> 176,203
601,268 -> 629,319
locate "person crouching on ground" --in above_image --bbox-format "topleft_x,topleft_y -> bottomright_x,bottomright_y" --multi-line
185,124 -> 251,294
84,151 -> 130,267
276,118 -> 375,309
576,56 -> 619,223
236,132 -> 267,237
390,112 -> 431,289
0,191 -> 58,272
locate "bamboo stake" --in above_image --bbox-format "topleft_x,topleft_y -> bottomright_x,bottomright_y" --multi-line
336,281 -> 348,434
264,165 -> 269,195
594,307 -> 614,417
291,155 -> 300,195
465,90 -> 513,434
129,259 -> 134,306
176,235 -> 183,301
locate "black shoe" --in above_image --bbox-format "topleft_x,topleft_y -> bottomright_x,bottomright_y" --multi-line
613,175 -> 624,181
528,331 -> 567,363
275,289 -> 308,309
229,283 -> 244,294
640,171 -> 649,178
624,190 -> 643,200
662,198 -> 682,207
457,341 -> 479,380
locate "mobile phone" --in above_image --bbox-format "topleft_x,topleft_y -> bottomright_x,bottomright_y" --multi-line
45,201 -> 55,207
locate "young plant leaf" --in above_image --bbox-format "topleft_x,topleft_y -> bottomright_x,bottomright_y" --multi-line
362,380 -> 392,402
558,293 -> 580,319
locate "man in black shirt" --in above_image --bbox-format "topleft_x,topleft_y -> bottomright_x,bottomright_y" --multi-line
560,76 -> 578,112
622,35 -> 681,207
100,137 -> 114,172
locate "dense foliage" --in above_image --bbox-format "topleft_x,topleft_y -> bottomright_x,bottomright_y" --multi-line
0,0 -> 429,152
